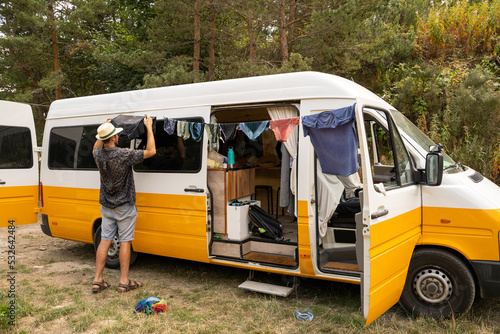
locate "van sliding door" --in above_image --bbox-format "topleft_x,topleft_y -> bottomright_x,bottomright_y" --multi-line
132,107 -> 210,263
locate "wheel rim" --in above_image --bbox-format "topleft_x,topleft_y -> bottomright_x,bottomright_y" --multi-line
107,234 -> 120,260
413,268 -> 453,304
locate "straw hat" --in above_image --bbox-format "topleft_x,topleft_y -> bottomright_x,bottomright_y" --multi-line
95,122 -> 123,140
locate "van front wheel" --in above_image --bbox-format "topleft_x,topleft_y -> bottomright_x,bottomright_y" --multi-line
399,248 -> 475,318
93,225 -> 138,269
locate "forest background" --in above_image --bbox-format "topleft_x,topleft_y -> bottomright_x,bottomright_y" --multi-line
1,0 -> 499,183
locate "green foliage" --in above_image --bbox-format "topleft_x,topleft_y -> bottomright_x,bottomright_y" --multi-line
384,60 -> 500,182
140,56 -> 206,88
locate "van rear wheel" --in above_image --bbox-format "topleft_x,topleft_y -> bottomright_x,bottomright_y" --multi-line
93,225 -> 138,269
399,248 -> 475,318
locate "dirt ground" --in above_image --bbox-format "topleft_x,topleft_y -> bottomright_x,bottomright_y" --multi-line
2,220 -> 500,334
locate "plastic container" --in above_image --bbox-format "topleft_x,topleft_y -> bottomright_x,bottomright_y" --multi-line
222,158 -> 227,169
295,308 -> 314,321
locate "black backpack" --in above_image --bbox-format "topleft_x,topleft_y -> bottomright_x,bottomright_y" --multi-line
248,205 -> 283,241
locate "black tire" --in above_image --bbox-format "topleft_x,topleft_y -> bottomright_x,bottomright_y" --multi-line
93,225 -> 138,269
399,248 -> 475,318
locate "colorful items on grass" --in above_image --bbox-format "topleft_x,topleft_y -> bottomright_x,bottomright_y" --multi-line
134,296 -> 167,315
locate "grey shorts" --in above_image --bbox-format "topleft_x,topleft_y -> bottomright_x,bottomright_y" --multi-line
100,203 -> 138,242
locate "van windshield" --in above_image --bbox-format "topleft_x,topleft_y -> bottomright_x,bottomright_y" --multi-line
391,110 -> 455,167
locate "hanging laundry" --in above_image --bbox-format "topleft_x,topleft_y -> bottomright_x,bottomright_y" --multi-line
269,117 -> 300,142
205,123 -> 219,151
190,122 -> 204,142
219,123 -> 238,142
111,115 -> 156,140
177,121 -> 190,140
302,104 -> 358,177
163,118 -> 177,135
239,121 -> 269,141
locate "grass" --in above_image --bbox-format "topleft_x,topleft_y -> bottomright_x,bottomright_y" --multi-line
2,225 -> 500,333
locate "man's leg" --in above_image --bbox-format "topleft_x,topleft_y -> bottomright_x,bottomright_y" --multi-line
116,204 -> 142,291
93,239 -> 112,287
119,241 -> 131,286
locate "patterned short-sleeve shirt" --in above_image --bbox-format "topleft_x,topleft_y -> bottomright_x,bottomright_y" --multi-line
93,147 -> 144,208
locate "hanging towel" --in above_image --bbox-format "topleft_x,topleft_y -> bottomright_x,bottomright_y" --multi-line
219,123 -> 238,142
163,118 -> 177,135
239,121 -> 269,141
111,115 -> 156,140
205,123 -> 219,151
190,122 -> 204,142
177,121 -> 190,140
269,117 -> 300,142
302,104 -> 358,177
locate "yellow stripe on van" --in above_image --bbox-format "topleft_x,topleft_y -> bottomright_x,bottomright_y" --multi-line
134,192 -> 208,263
43,186 -> 209,262
0,185 -> 39,227
422,207 -> 500,261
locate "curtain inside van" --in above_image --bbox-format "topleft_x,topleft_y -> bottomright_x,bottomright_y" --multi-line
268,106 -> 298,217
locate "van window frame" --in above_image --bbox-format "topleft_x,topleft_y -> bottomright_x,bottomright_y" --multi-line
364,109 -> 417,190
133,117 -> 204,174
47,124 -> 132,171
0,125 -> 33,169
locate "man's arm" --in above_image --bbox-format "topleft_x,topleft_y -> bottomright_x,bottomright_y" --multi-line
143,114 -> 156,159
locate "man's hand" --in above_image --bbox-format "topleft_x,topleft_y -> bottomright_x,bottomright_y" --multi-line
144,114 -> 153,130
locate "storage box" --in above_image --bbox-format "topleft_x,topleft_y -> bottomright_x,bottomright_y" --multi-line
227,200 -> 260,241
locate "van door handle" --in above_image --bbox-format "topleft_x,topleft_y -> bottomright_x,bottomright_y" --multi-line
184,188 -> 204,193
0,180 -> 5,185
371,209 -> 389,219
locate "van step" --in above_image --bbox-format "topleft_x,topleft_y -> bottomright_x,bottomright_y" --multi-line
238,280 -> 295,297
238,270 -> 297,297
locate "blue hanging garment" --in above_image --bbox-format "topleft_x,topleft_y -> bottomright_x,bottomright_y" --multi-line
190,122 -> 204,142
239,121 -> 269,141
302,104 -> 358,177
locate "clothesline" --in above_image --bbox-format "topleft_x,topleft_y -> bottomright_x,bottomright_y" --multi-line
163,116 -> 300,145
112,103 -> 358,177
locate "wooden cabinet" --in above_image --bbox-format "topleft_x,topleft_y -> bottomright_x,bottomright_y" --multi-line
228,168 -> 255,200
208,168 -> 255,234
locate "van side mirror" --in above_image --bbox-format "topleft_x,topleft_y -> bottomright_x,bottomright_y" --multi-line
426,152 -> 443,186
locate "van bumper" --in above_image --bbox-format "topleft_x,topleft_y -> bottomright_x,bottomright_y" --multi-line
40,214 -> 52,237
470,260 -> 500,298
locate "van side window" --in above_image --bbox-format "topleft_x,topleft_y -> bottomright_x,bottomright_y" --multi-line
134,119 -> 202,173
0,126 -> 33,169
364,113 -> 414,189
49,125 -> 132,170
49,126 -> 98,169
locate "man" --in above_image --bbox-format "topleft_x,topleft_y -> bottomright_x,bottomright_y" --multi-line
91,115 -> 156,293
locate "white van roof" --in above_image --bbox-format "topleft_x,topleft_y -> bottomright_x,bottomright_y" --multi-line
47,71 -> 394,119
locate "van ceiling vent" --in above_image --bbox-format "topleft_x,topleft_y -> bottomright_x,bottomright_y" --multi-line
468,172 -> 484,183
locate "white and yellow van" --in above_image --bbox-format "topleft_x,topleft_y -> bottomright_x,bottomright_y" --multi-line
2,72 -> 500,325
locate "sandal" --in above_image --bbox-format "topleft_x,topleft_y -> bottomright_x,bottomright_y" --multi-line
118,280 -> 142,293
92,281 -> 111,293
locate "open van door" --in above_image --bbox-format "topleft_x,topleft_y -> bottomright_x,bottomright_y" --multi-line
356,102 -> 421,325
0,101 -> 40,227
